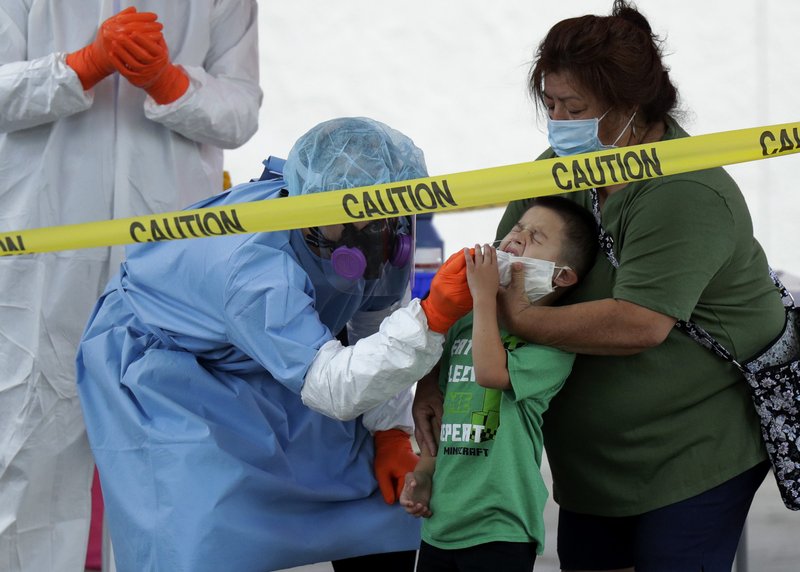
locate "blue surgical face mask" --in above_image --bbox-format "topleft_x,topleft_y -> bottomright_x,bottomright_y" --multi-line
547,111 -> 635,157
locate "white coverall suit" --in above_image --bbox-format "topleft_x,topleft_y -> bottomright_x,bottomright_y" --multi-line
0,2 -> 262,570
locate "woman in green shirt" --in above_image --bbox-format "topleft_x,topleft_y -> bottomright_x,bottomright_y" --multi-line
414,1 -> 782,571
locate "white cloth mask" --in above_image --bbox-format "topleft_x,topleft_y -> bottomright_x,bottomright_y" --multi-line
496,249 -> 567,303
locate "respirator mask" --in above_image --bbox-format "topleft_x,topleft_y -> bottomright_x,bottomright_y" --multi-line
305,215 -> 414,285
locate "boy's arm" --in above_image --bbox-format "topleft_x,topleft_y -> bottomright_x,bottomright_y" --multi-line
415,445 -> 437,475
400,423 -> 437,518
466,246 -> 511,390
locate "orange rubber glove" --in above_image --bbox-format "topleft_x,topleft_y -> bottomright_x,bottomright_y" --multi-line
374,429 -> 419,504
420,249 -> 474,334
66,7 -> 162,91
108,24 -> 189,104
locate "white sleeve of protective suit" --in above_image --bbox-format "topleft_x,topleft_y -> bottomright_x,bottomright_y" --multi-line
361,388 -> 414,433
0,53 -> 93,133
143,0 -> 262,149
301,298 -> 444,421
349,288 -> 414,431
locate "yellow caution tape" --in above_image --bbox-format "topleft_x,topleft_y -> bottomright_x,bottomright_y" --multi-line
2,121 -> 799,256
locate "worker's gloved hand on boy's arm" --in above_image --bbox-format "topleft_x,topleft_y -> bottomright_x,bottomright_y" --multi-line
107,13 -> 189,104
66,7 -> 162,90
374,429 -> 419,504
420,249 -> 474,334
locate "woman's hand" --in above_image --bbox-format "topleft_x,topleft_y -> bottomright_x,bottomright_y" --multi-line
498,262 -> 677,354
497,261 -> 533,332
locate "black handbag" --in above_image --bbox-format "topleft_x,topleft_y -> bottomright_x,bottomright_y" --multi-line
676,271 -> 800,510
590,189 -> 800,510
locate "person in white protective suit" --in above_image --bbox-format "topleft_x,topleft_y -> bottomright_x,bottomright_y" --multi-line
0,3 -> 261,571
75,116 -> 474,572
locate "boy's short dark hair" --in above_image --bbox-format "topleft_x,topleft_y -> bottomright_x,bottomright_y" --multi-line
527,195 -> 598,279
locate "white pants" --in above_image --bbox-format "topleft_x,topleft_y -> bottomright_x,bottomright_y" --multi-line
0,384 -> 93,572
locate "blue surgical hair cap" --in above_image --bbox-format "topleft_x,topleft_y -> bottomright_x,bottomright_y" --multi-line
283,117 -> 428,197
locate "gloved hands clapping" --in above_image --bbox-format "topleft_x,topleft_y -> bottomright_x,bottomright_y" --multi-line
66,7 -> 162,90
420,249 -> 474,334
373,429 -> 419,504
107,15 -> 189,104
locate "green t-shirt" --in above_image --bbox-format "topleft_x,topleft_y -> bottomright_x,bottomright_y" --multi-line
494,117 -> 784,516
421,313 -> 574,552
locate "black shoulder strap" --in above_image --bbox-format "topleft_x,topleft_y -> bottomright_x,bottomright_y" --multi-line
590,189 -> 793,372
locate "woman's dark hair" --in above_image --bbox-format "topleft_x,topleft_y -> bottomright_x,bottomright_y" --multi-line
528,0 -> 678,124
527,196 -> 598,279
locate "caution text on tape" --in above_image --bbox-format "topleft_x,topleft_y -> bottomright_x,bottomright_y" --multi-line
2,122 -> 799,256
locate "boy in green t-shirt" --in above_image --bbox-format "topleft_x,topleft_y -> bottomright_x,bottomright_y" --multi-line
400,196 -> 598,572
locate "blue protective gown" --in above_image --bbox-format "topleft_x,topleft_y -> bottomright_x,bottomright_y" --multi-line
76,179 -> 420,572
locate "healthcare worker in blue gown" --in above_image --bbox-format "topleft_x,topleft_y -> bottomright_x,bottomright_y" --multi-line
76,117 -> 473,572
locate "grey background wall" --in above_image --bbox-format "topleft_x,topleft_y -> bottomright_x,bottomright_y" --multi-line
224,4 -> 800,570
224,0 -> 800,275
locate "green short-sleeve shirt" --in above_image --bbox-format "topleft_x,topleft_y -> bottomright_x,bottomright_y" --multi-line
495,118 -> 784,516
421,313 -> 574,551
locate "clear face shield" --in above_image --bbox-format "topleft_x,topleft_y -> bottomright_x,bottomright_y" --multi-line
304,215 -> 415,300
